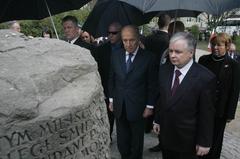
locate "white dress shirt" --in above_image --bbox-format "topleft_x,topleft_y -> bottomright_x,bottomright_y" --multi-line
69,36 -> 79,44
171,59 -> 193,88
109,47 -> 153,109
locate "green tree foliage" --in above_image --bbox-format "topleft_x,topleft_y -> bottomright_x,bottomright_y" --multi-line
190,25 -> 200,40
234,36 -> 240,52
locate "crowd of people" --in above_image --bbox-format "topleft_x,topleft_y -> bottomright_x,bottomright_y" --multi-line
6,15 -> 240,159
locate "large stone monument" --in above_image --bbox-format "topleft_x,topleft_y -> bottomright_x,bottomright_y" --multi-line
0,30 -> 110,159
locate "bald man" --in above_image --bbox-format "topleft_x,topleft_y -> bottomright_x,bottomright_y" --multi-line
9,21 -> 21,32
108,25 -> 157,159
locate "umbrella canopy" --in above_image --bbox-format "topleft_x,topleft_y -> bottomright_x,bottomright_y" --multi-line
0,0 -> 91,23
157,10 -> 201,18
82,0 -> 156,37
119,0 -> 240,16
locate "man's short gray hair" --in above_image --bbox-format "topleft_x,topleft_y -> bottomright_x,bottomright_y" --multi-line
170,32 -> 197,53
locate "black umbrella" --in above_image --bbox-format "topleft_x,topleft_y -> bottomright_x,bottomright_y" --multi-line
0,0 -> 91,23
120,0 -> 240,17
157,10 -> 201,18
82,0 -> 157,37
0,0 -> 91,39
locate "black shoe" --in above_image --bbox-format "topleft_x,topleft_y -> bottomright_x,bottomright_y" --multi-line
149,144 -> 161,152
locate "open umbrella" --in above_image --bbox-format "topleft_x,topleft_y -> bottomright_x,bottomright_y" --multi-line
119,0 -> 240,17
157,10 -> 201,18
0,0 -> 91,22
82,0 -> 156,37
0,0 -> 91,38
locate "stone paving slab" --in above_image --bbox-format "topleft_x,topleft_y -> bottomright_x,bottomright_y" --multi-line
110,100 -> 240,158
111,107 -> 240,159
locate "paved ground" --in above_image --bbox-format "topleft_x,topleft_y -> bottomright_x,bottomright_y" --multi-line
110,49 -> 240,159
110,105 -> 240,159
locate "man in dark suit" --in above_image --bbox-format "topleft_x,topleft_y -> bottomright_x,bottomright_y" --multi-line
145,14 -> 171,67
62,15 -> 95,51
154,32 -> 216,159
198,33 -> 240,159
95,22 -> 122,141
108,25 -> 157,159
229,43 -> 240,62
144,14 -> 171,152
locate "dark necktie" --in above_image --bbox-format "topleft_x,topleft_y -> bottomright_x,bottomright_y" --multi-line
171,69 -> 181,96
126,53 -> 133,73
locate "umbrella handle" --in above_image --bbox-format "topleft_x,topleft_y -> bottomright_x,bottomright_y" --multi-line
44,0 -> 59,39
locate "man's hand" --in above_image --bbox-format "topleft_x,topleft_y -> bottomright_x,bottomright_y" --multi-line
196,145 -> 210,156
153,123 -> 160,135
109,102 -> 113,112
143,108 -> 153,118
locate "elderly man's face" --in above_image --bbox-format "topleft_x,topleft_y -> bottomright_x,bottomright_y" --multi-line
121,28 -> 139,53
63,20 -> 79,41
11,23 -> 21,33
169,39 -> 193,68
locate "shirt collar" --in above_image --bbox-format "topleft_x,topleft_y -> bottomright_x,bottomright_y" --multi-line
174,59 -> 193,76
70,36 -> 80,44
159,29 -> 168,33
126,46 -> 139,56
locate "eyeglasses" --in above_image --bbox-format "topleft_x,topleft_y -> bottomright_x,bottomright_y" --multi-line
108,31 -> 119,35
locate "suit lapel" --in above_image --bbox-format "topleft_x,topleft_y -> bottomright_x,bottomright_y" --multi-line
164,65 -> 174,101
167,63 -> 198,110
119,50 -> 127,75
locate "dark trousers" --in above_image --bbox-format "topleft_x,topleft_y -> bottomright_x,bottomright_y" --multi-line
116,105 -> 144,159
105,99 -> 114,139
201,117 -> 227,159
145,114 -> 154,133
162,149 -> 198,159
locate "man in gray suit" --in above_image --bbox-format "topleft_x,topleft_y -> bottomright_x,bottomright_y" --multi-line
108,25 -> 157,159
154,32 -> 216,159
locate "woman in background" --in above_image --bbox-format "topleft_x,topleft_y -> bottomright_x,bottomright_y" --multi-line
198,33 -> 240,159
42,28 -> 52,38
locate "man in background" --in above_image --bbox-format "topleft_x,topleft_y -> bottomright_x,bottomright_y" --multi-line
96,22 -> 122,141
8,21 -> 21,33
229,43 -> 240,62
145,14 -> 171,67
144,14 -> 171,152
62,15 -> 94,51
